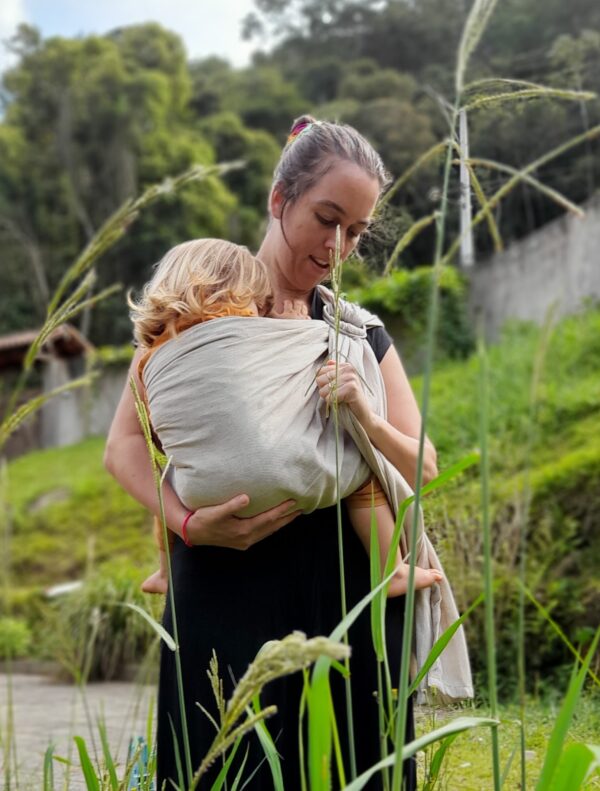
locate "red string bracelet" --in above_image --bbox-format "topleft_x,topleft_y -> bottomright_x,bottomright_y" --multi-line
181,511 -> 194,548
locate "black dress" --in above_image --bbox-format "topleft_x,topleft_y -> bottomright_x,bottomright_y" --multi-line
157,293 -> 416,790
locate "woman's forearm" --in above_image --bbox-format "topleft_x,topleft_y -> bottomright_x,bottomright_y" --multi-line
360,412 -> 438,489
104,434 -> 189,536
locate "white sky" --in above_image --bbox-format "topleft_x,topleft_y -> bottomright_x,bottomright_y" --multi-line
0,0 -> 262,74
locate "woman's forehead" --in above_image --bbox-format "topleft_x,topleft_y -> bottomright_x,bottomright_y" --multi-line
308,163 -> 380,220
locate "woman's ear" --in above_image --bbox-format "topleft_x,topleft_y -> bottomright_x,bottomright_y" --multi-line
269,184 -> 285,220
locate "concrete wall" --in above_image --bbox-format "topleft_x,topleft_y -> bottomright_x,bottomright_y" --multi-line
468,194 -> 600,340
39,364 -> 128,451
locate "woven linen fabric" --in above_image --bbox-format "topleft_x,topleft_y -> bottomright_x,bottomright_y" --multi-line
144,285 -> 473,701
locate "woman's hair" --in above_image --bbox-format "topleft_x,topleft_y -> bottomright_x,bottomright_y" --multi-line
130,238 -> 272,348
272,114 -> 391,207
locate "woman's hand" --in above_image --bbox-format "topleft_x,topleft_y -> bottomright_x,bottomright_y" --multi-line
316,359 -> 374,427
182,495 -> 302,550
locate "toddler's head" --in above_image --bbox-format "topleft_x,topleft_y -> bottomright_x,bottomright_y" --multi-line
130,239 -> 272,347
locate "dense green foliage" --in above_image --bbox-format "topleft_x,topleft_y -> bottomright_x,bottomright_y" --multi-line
420,308 -> 600,694
347,265 -> 474,371
2,307 -> 599,692
1,2 -> 599,344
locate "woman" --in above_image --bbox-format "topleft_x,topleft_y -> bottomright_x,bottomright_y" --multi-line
105,116 -> 438,789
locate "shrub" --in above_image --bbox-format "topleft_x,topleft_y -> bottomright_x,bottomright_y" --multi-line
41,561 -> 161,681
347,265 -> 474,371
0,617 -> 32,659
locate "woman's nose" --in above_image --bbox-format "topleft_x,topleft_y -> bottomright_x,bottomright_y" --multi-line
324,232 -> 345,256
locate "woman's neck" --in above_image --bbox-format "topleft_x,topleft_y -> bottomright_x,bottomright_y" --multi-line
258,236 -> 313,310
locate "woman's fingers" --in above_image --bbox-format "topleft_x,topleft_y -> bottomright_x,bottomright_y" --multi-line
316,362 -> 361,401
185,496 -> 300,550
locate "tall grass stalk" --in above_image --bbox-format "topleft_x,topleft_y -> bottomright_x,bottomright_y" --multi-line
129,380 -> 193,786
330,224 -> 358,780
514,311 -> 556,790
477,339 -> 501,790
0,461 -> 19,791
390,92 -> 459,791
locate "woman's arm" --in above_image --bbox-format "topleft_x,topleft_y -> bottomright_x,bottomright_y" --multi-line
104,350 -> 301,549
316,348 -> 438,489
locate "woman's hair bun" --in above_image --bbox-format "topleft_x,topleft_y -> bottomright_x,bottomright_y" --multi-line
289,114 -> 317,135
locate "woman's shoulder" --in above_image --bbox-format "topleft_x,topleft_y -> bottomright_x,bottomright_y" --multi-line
312,286 -> 393,364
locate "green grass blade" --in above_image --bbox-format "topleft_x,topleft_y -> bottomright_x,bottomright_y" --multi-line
208,737 -> 242,791
383,213 -> 438,274
536,628 -> 600,790
97,719 -> 118,791
520,583 -> 600,688
478,337 -> 501,791
551,743 -> 600,790
329,684 -> 347,789
168,713 -> 185,791
43,745 -> 55,791
500,739 -> 520,788
73,736 -> 100,791
250,695 -> 284,791
308,570 -> 398,790
344,716 -> 498,791
381,140 -> 450,205
422,452 -> 480,496
229,746 -> 250,791
370,496 -> 384,662
407,592 -> 484,696
0,374 -> 96,452
467,157 -> 585,217
422,733 -> 460,791
298,669 -> 309,791
123,603 -> 176,651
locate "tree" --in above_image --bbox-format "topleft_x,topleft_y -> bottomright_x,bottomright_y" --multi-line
0,24 -> 237,343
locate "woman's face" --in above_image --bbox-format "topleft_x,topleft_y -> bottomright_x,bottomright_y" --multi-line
269,160 -> 380,294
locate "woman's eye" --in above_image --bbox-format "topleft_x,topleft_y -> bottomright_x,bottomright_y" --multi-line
316,214 -> 335,227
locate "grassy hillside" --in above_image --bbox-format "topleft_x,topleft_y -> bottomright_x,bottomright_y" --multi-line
4,437 -> 152,589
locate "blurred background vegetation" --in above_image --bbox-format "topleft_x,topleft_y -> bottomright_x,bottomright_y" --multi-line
1,0 -> 599,344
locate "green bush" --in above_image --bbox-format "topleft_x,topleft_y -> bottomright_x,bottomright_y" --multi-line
41,561 -> 161,681
0,616 -> 32,659
347,265 -> 474,371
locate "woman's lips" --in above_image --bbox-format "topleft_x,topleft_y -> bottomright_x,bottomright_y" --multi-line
309,255 -> 330,271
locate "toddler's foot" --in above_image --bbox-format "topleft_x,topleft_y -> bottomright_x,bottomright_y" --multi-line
387,565 -> 443,598
141,569 -> 168,595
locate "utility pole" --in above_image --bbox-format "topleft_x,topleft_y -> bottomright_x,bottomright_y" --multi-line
459,108 -> 475,268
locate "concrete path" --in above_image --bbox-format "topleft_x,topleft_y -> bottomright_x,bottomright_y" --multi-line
0,673 -> 155,790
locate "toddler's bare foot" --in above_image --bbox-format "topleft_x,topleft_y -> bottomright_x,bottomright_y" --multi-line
387,565 -> 443,598
141,569 -> 168,595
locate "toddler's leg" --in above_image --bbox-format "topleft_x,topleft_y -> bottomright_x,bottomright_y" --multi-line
141,549 -> 169,594
348,501 -> 443,598
141,516 -> 171,594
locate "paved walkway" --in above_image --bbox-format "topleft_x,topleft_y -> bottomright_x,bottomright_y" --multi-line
0,673 -> 155,790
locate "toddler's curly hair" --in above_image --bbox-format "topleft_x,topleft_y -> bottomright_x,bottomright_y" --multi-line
129,239 -> 272,348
